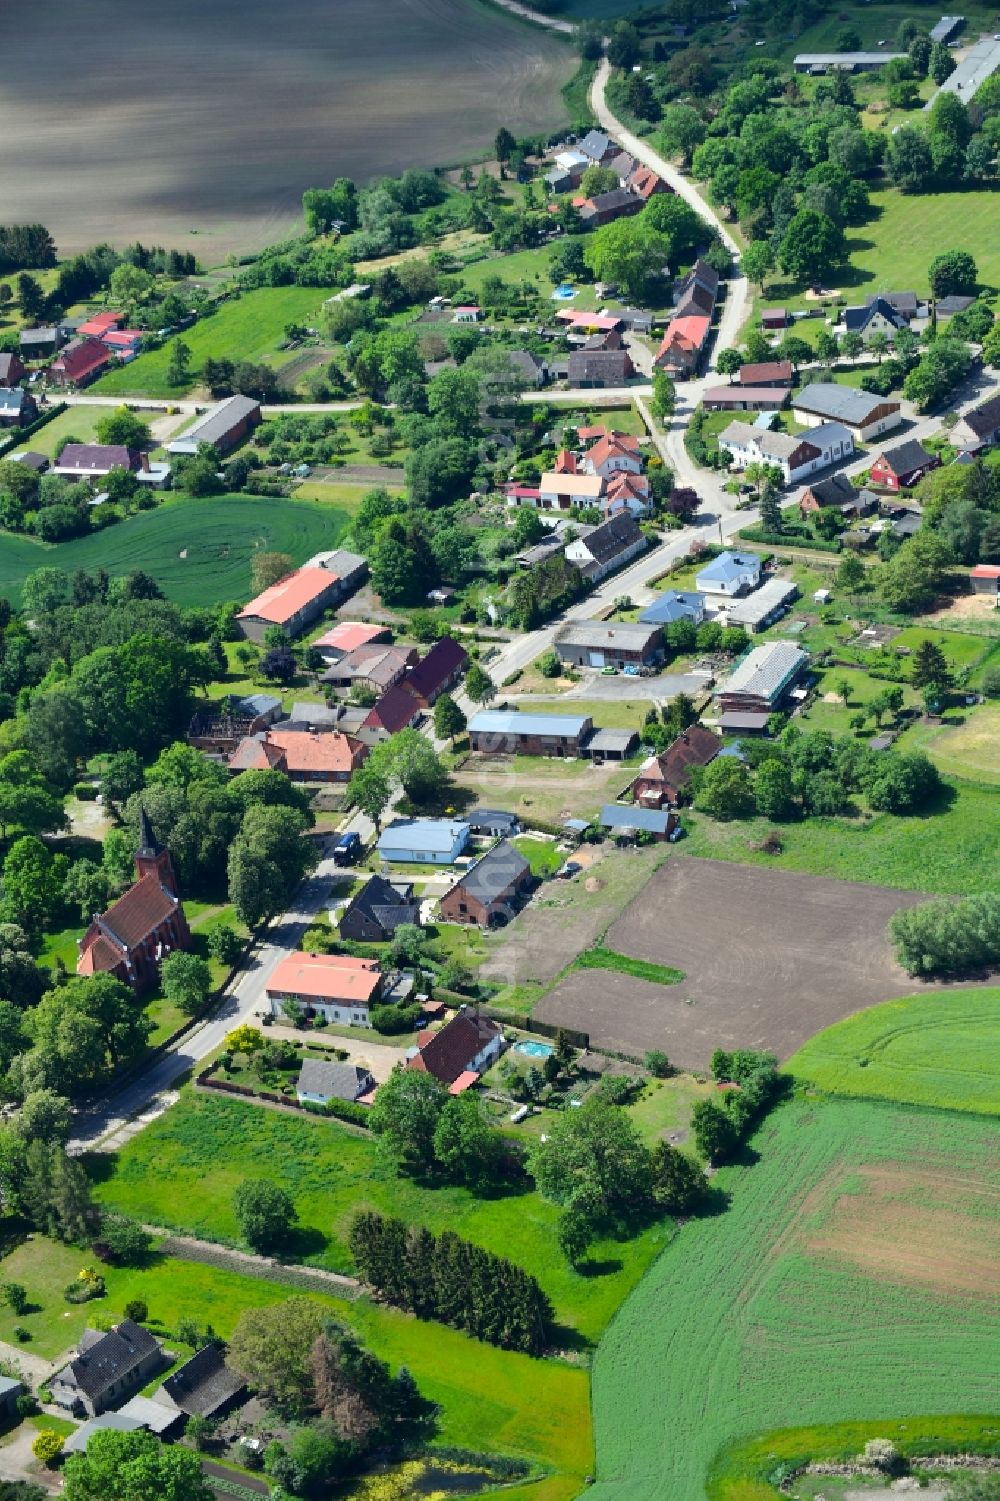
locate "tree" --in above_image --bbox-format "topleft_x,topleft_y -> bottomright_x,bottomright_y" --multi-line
651,367 -> 676,420
694,758 -> 755,820
715,348 -> 743,383
432,1094 -> 498,1189
16,273 -> 45,323
464,663 -> 495,706
232,1179 -> 297,1253
494,127 -> 516,178
227,802 -> 313,928
929,39 -> 956,84
644,1049 -> 670,1078
778,210 -> 844,284
607,19 -> 641,68
95,407 -> 151,449
207,924 -> 243,966
101,750 -> 144,809
15,1090 -> 71,1145
911,639 -> 952,690
160,951 -> 211,1016
528,1098 -> 652,1225
690,1098 -> 738,1164
433,693 -> 466,745
227,1297 -> 326,1411
226,1024 -> 263,1059
109,263 -> 155,308
346,762 -> 391,831
928,249 -> 977,298
369,1067 -> 445,1176
740,239 -> 774,293
658,104 -> 706,167
365,729 -> 448,805
166,340 -> 192,387
886,128 -> 933,193
758,486 -> 783,534
651,1141 -> 708,1212
2,1282 -> 28,1316
62,1427 -> 212,1501
0,836 -> 63,937
251,552 -> 294,593
583,218 -> 671,301
97,1213 -> 152,1265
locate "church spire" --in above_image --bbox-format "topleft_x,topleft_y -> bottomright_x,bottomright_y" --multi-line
136,805 -> 163,859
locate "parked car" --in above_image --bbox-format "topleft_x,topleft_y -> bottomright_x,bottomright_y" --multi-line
333,831 -> 362,866
601,665 -> 617,676
555,860 -> 582,879
622,663 -> 640,677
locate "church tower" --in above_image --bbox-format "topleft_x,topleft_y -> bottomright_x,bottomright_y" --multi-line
134,807 -> 179,896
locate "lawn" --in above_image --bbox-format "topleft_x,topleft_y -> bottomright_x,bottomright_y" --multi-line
788,987 -> 1000,1116
92,288 -> 329,397
906,700 -> 1000,785
589,1094 -> 1000,1501
512,834 -> 564,878
20,404 -> 120,459
846,188 -> 1000,296
0,1239 -> 590,1499
90,1088 -> 670,1346
0,493 -> 350,609
680,778 -> 997,896
512,696 -> 653,732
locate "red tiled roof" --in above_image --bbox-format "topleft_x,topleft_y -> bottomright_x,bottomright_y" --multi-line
77,933 -> 125,975
449,1070 -> 480,1095
554,449 -> 578,474
237,567 -> 336,625
971,564 -> 1000,579
51,338 -> 110,381
229,737 -> 286,772
656,316 -> 711,359
586,434 -> 641,469
77,311 -> 122,337
313,622 -> 389,653
97,875 -> 180,949
267,952 -> 382,1004
738,360 -> 793,385
402,636 -> 468,703
410,1009 -> 502,1086
364,683 -> 420,735
266,730 -> 365,776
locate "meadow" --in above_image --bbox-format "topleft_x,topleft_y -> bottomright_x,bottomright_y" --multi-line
0,493 -> 349,609
0,1237 -> 590,1501
589,1095 -> 1000,1501
89,1088 -> 671,1346
846,188 -> 1000,295
680,778 -> 998,896
93,288 -> 329,398
788,987 -> 1000,1116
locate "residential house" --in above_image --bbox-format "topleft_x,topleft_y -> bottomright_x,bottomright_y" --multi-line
312,622 -> 391,662
228,729 -> 366,782
696,550 -> 761,597
7,449 -> 49,473
19,326 -> 63,359
408,1008 -> 505,1091
537,470 -> 604,513
970,563 -> 1000,595
703,385 -> 790,413
376,818 -> 471,865
53,442 -> 141,478
631,725 -> 721,807
167,394 -> 261,455
602,471 -> 652,519
77,812 -> 191,993
891,510 -> 922,538
321,644 -> 417,694
556,309 -> 623,335
468,709 -> 593,757
266,952 -> 383,1026
738,360 -> 793,387
843,296 -> 907,342
792,383 -> 902,443
155,1345 -> 246,1421
868,439 -> 940,491
554,618 -> 663,668
339,875 -> 421,943
578,188 -> 644,228
841,488 -> 881,519
451,305 -> 482,324
52,1322 -> 166,1418
613,306 -> 654,334
583,431 -> 642,479
236,567 -> 346,643
0,388 -> 37,428
467,809 -> 520,838
672,259 -> 719,320
951,393 -> 1000,452
102,329 -> 144,362
864,291 -> 919,321
609,149 -> 638,181
567,348 -> 634,387
654,315 -> 712,376
717,641 -> 809,713
578,129 -> 619,166
296,1059 -> 374,1106
718,419 -> 854,485
626,164 -> 668,200
77,311 -> 122,339
544,148 -> 589,193
798,472 -> 860,515
564,511 -> 647,583
599,803 -> 677,841
638,589 -> 705,626
361,682 -> 423,740
439,840 -> 532,927
398,635 -> 468,709
48,336 -> 110,387
724,577 -> 799,632
0,352 -> 26,387
507,350 -> 549,388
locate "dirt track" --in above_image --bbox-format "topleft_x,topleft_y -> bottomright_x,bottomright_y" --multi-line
534,857 -> 930,1067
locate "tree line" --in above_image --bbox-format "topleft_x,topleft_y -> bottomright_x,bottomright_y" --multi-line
349,1211 -> 553,1356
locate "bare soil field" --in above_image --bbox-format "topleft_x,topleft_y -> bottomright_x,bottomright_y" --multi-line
534,857 -> 929,1065
2,0 -> 573,260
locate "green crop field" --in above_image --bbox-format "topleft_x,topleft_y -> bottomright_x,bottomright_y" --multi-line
0,1239 -> 590,1501
90,1088 -> 669,1345
92,287 -> 328,397
681,778 -> 997,896
788,988 -> 1000,1116
589,1095 -> 1000,1501
0,493 -> 349,608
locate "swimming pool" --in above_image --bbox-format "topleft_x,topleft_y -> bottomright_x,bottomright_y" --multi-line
515,1040 -> 554,1059
551,283 -> 576,300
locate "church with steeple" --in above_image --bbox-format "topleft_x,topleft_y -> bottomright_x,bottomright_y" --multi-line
77,808 -> 192,992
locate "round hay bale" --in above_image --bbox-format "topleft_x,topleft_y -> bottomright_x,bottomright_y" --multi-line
585,877 -> 601,892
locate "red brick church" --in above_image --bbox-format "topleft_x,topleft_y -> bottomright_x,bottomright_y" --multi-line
77,809 -> 191,992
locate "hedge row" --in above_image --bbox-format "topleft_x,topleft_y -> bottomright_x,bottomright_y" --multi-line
739,525 -> 842,554
0,401 -> 68,459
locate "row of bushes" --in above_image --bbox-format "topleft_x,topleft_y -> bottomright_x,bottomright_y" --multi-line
739,525 -> 842,554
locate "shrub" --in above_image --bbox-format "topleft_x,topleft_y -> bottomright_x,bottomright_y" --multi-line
863,1438 -> 902,1472
14,1327 -> 30,1343
2,1283 -> 28,1316
889,891 -> 1000,975
64,1270 -> 105,1304
73,782 -> 99,801
645,1049 -> 671,1078
32,1429 -> 64,1466
16,1392 -> 38,1416
123,1298 -> 148,1323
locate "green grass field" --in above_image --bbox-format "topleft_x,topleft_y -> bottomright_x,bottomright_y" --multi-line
847,189 -> 1000,295
90,1089 -> 670,1346
907,701 -> 1000,786
589,1095 -> 1000,1501
92,288 -> 328,397
681,778 -> 997,896
0,493 -> 349,608
788,988 -> 1000,1116
21,404 -> 119,458
0,1239 -> 590,1501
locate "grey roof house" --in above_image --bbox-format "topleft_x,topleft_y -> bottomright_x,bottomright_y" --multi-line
297,1059 -> 374,1106
440,840 -> 533,926
338,874 -> 421,943
52,1321 -> 165,1417
155,1344 -> 246,1419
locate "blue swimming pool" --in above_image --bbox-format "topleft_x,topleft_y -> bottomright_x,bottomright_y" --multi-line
552,283 -> 576,300
515,1040 -> 554,1059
